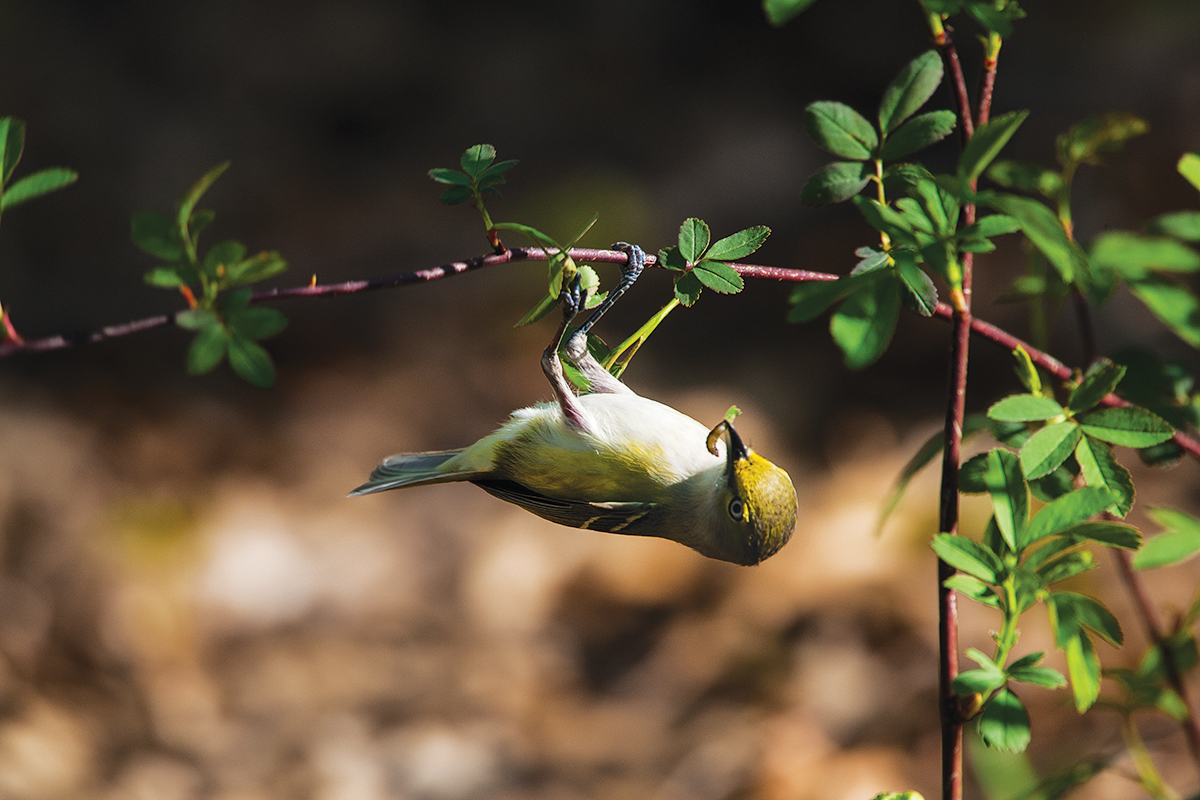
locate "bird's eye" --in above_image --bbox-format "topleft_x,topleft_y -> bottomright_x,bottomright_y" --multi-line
728,498 -> 745,521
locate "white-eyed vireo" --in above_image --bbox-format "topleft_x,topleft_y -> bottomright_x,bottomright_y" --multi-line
350,244 -> 798,565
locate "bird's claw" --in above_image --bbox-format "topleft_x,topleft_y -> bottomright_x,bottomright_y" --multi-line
560,273 -> 585,322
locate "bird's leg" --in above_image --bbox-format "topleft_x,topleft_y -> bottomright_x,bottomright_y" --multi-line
561,243 -> 644,395
542,274 -> 590,430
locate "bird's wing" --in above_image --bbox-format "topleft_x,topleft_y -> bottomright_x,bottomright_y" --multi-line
348,449 -> 486,496
472,478 -> 659,535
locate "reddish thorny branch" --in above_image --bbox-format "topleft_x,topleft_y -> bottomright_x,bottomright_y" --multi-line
2,246 -> 1198,462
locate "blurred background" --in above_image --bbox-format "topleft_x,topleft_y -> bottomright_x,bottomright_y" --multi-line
1,1 -> 1199,798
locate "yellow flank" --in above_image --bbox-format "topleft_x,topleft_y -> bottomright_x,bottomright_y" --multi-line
494,417 -> 674,502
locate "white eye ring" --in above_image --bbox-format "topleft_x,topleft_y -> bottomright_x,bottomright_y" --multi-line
728,498 -> 745,521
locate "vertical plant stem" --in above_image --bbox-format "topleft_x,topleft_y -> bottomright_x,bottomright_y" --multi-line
938,249 -> 971,800
933,23 -> 989,800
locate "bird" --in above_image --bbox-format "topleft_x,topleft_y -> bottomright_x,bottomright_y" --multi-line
350,244 -> 797,565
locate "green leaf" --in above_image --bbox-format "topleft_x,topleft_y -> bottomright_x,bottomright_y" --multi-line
186,323 -> 229,375
1012,347 -> 1042,395
878,50 -> 944,134
227,335 -> 276,389
202,240 -> 247,282
943,573 -> 999,607
1037,551 -> 1095,585
985,159 -> 1062,199
1057,112 -> 1148,168
674,271 -> 704,307
1008,664 -> 1068,690
226,251 -> 288,286
966,214 -> 1022,239
1133,507 -> 1200,569
143,266 -> 185,288
176,308 -> 219,331
882,162 -> 935,195
1090,231 -> 1200,279
513,292 -> 558,328
1045,596 -> 1103,712
1178,153 -> 1200,193
427,167 -> 472,186
657,245 -> 687,272
881,111 -> 957,161
1019,422 -> 1082,480
0,117 -> 25,185
1068,360 -> 1127,414
227,306 -> 288,340
1059,591 -> 1123,646
692,260 -> 744,293
961,451 -> 1027,551
914,179 -> 956,236
977,689 -> 1031,753
788,277 -> 852,323
953,649 -> 1007,695
852,195 -> 915,243
762,0 -> 819,26
895,255 -> 937,316
178,162 -> 230,231
1078,406 -> 1173,447
959,111 -> 1029,186
983,193 -> 1078,283
219,288 -> 254,314
438,185 -> 473,205
801,161 -> 872,205
931,533 -> 1002,584
0,167 -> 78,211
491,221 -> 561,252
830,275 -> 900,369
1074,437 -> 1134,517
1146,211 -> 1200,242
965,0 -> 1026,36
805,101 -> 878,160
1022,486 -> 1115,549
459,144 -> 496,178
705,226 -> 771,261
131,209 -> 185,260
476,158 -> 518,189
678,217 -> 711,263
988,393 -> 1065,422
1126,276 -> 1200,347
1062,521 -> 1141,550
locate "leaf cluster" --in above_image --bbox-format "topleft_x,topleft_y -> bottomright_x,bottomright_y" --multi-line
800,50 -> 955,206
132,163 -> 288,388
919,356 -> 1184,751
657,218 -> 768,306
428,144 -> 517,206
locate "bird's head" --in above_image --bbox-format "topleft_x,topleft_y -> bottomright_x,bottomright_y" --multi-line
706,418 -> 798,565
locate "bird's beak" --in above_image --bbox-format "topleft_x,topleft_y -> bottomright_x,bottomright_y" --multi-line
706,419 -> 750,463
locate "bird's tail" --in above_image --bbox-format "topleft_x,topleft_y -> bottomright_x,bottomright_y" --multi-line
347,449 -> 486,497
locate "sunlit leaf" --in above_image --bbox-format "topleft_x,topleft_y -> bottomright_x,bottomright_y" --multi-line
988,393 -> 1065,422
705,226 -> 770,261
1019,422 -> 1081,480
1133,507 -> 1200,569
1078,406 -> 1174,447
